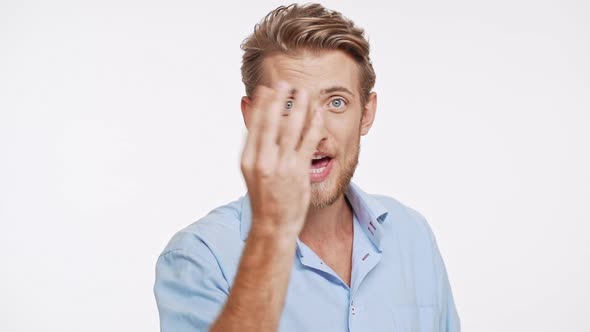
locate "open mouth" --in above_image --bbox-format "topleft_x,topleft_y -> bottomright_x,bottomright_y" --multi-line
310,155 -> 332,173
309,154 -> 334,182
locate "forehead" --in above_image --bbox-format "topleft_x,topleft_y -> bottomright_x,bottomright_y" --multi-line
260,49 -> 360,96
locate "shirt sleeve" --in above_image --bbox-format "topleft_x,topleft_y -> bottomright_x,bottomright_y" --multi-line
428,228 -> 461,332
153,236 -> 229,332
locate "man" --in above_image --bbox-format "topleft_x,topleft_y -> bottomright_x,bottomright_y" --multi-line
154,3 -> 460,332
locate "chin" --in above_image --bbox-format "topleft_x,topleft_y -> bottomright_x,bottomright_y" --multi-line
310,179 -> 340,209
309,142 -> 361,209
309,162 -> 355,209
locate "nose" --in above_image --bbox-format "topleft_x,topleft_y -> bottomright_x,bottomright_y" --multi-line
315,110 -> 329,143
302,103 -> 328,146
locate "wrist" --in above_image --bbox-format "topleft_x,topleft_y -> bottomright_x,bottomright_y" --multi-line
249,217 -> 302,241
248,225 -> 299,244
240,225 -> 299,271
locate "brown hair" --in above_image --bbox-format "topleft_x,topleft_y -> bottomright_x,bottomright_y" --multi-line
240,3 -> 376,105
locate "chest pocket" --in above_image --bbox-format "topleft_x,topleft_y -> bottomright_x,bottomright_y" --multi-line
392,305 -> 440,332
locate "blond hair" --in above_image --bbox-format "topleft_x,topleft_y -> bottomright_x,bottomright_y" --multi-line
240,3 -> 376,105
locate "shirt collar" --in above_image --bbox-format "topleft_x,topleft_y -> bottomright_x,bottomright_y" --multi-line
239,181 -> 389,251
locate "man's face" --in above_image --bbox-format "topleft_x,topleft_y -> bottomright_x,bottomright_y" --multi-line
243,49 -> 377,209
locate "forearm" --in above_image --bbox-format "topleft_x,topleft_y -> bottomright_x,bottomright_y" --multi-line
209,227 -> 298,332
214,80 -> 321,332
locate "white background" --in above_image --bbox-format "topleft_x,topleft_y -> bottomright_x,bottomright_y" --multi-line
1,0 -> 589,331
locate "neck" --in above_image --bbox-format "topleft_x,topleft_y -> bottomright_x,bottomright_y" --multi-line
299,193 -> 354,246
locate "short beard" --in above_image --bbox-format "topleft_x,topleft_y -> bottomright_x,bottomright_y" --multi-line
309,141 -> 360,209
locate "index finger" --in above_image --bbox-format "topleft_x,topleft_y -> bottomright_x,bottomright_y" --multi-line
255,81 -> 290,156
279,88 -> 309,154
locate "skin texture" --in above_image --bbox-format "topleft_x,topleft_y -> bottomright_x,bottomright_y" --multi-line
210,49 -> 377,332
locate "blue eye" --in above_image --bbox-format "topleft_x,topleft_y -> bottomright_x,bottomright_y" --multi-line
330,98 -> 346,108
285,100 -> 294,110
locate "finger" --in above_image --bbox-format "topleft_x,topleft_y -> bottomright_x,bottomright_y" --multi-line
241,85 -> 272,169
297,106 -> 325,159
240,128 -> 254,172
279,89 -> 309,154
256,82 -> 290,158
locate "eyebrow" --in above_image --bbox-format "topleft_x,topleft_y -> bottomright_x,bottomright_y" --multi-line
288,86 -> 354,97
320,86 -> 354,96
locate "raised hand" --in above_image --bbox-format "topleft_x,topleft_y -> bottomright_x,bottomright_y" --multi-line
240,82 -> 324,238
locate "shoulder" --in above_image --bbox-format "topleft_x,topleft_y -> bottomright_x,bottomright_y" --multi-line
158,196 -> 246,269
368,193 -> 456,309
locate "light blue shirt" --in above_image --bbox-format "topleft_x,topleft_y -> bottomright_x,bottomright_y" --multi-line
154,182 -> 460,331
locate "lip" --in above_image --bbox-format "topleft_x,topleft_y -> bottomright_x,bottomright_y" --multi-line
309,157 -> 334,183
312,151 -> 333,158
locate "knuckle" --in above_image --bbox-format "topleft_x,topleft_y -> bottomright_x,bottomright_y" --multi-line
254,162 -> 274,177
240,159 -> 253,172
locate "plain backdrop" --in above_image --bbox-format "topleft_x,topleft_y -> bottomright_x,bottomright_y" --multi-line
1,0 -> 589,331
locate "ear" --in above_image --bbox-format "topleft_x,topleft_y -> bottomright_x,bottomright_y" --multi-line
360,92 -> 377,136
241,96 -> 253,129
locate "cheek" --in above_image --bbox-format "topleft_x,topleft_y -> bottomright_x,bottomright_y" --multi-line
324,114 -> 361,149
325,112 -> 361,135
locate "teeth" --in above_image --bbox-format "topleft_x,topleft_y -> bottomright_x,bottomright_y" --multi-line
312,155 -> 326,160
310,166 -> 326,174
